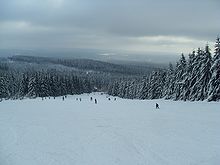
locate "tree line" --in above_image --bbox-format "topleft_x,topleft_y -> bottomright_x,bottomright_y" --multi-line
0,69 -> 92,100
108,37 -> 220,101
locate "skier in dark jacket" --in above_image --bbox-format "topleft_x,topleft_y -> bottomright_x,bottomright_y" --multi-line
156,103 -> 159,109
95,99 -> 97,104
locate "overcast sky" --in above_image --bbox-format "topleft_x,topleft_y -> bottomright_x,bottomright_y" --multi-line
0,0 -> 219,56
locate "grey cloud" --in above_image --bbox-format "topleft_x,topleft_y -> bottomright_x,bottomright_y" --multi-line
0,0 -> 219,54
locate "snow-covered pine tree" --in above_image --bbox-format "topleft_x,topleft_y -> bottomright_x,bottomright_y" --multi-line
107,83 -> 114,96
139,77 -> 149,99
0,75 -> 8,99
7,74 -> 16,99
164,63 -> 175,99
60,75 -> 67,96
208,37 -> 220,101
133,80 -> 142,99
111,81 -> 120,96
183,51 -> 196,100
124,81 -> 131,99
40,74 -> 49,97
157,71 -> 166,99
148,71 -> 165,99
69,75 -> 77,95
19,73 -> 29,98
117,81 -> 125,98
64,74 -> 71,95
189,48 -> 204,100
128,80 -> 137,99
27,76 -> 37,98
48,74 -> 56,97
56,75 -> 63,96
173,54 -> 187,100
197,45 -> 212,100
82,78 -> 92,93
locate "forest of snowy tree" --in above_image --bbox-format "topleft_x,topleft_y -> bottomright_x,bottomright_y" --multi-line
0,37 -> 220,101
0,69 -> 93,100
0,55 -> 150,100
108,37 -> 220,101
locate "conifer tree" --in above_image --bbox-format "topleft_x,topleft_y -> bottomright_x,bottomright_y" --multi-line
208,37 -> 220,101
27,76 -> 37,98
174,54 -> 187,100
189,48 -> 204,100
197,45 -> 212,100
0,76 -> 8,99
164,63 -> 175,99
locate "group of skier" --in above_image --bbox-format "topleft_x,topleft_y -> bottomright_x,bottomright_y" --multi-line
40,95 -> 160,109
90,97 -> 97,104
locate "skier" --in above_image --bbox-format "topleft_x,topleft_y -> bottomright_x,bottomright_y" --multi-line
62,96 -> 65,101
79,98 -> 81,101
156,103 -> 159,109
114,98 -> 116,101
90,97 -> 93,101
108,98 -> 111,101
95,99 -> 97,104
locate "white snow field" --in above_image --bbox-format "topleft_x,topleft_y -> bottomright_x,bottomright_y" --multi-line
0,93 -> 220,165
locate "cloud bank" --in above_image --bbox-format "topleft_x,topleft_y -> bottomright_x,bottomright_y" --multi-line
0,0 -> 219,56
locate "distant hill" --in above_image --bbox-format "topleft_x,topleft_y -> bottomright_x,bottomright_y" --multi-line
9,55 -> 161,76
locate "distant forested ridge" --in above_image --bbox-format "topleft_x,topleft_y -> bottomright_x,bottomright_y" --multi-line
9,56 -> 157,76
0,37 -> 219,101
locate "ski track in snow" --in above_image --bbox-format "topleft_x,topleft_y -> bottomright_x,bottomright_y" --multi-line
0,93 -> 220,165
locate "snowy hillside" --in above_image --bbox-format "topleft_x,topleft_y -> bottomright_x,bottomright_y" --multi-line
0,93 -> 220,165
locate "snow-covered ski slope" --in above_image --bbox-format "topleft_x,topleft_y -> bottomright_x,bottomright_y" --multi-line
0,93 -> 220,165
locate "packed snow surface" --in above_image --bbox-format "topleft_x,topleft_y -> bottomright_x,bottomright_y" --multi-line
0,93 -> 220,165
